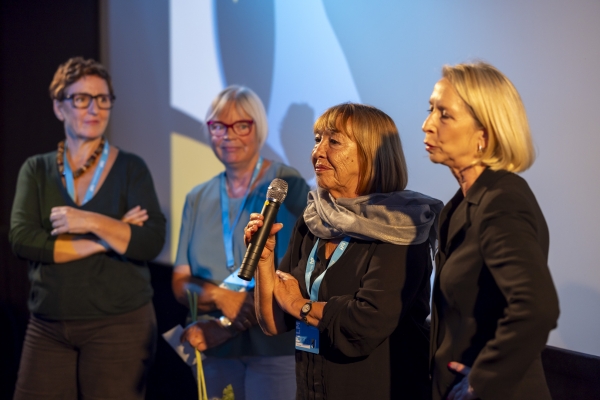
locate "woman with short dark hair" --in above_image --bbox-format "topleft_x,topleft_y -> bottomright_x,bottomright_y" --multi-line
10,57 -> 165,399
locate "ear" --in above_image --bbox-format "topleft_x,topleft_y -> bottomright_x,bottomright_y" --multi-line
53,100 -> 65,121
479,128 -> 488,150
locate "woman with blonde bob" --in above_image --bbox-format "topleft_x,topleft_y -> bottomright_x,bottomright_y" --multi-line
423,62 -> 559,400
246,103 -> 443,399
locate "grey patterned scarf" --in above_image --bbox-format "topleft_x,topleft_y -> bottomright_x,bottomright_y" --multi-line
303,188 -> 443,248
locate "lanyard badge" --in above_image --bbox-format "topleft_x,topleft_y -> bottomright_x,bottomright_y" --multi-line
296,236 -> 351,354
219,157 -> 263,289
63,139 -> 110,205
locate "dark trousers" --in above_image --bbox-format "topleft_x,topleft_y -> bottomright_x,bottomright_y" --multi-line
13,302 -> 157,400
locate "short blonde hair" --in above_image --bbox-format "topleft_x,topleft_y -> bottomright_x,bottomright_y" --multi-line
314,103 -> 408,195
205,85 -> 268,148
442,61 -> 535,172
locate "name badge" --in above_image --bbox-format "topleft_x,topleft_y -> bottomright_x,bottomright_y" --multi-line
219,268 -> 255,292
295,321 -> 319,354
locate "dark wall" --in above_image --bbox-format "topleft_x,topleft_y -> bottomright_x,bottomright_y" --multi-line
0,1 -> 99,398
0,6 -> 195,399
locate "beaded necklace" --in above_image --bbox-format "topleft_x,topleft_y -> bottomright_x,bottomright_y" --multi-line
56,136 -> 106,178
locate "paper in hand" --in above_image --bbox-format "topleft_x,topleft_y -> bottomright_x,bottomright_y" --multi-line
162,324 -> 205,366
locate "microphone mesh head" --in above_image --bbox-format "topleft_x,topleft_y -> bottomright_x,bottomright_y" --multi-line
267,178 -> 288,203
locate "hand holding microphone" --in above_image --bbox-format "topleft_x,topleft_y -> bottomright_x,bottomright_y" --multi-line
239,179 -> 288,281
242,215 -> 284,261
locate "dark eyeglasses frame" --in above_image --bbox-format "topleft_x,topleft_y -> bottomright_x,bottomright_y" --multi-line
207,120 -> 254,137
64,93 -> 116,110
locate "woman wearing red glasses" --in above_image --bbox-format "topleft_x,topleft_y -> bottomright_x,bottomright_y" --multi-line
173,85 -> 309,400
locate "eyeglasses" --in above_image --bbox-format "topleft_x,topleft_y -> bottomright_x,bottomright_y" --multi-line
64,93 -> 116,110
207,120 -> 254,137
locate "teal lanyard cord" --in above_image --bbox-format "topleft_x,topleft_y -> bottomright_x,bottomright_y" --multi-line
63,139 -> 110,205
305,237 -> 350,301
219,157 -> 263,272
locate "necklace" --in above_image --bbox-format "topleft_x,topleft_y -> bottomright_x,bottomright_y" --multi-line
56,136 -> 106,178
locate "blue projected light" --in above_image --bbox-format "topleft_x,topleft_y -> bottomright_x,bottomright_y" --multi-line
169,0 -> 360,181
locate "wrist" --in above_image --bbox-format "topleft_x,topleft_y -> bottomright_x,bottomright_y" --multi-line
206,285 -> 222,306
219,316 -> 239,336
86,211 -> 101,234
292,298 -> 309,318
195,283 -> 222,313
97,238 -> 110,251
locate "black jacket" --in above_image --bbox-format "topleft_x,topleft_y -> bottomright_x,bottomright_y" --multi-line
281,218 -> 432,400
430,168 -> 559,400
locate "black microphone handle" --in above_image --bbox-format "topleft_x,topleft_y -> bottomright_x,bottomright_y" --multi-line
238,200 -> 281,281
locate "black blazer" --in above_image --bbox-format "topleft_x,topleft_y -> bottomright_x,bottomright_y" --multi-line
430,169 -> 559,400
281,218 -> 432,400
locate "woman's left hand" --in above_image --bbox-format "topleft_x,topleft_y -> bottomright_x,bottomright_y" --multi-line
273,270 -> 305,316
50,206 -> 94,235
447,362 -> 478,400
121,205 -> 148,226
181,319 -> 234,351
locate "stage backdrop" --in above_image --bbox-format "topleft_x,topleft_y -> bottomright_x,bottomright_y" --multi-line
101,0 -> 600,357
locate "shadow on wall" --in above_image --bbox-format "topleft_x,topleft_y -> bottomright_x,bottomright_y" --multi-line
280,103 -> 316,182
215,0 -> 275,109
555,282 -> 600,356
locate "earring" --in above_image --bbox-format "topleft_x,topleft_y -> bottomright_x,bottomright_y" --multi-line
477,144 -> 483,154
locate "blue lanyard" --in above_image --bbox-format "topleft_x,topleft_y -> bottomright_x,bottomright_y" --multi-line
63,139 -> 110,205
220,157 -> 263,271
305,237 -> 350,301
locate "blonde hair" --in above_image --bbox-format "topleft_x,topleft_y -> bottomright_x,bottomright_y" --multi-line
314,103 -> 408,195
205,85 -> 268,148
442,61 -> 535,172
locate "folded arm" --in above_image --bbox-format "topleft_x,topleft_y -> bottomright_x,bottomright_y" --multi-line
50,207 -> 132,255
51,205 -> 150,262
10,155 -> 165,264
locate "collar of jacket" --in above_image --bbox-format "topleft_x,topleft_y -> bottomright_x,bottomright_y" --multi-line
463,167 -> 511,205
440,168 -> 511,257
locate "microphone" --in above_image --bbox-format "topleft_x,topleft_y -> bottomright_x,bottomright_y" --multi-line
238,178 -> 288,281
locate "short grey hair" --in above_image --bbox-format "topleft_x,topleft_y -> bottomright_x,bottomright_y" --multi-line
205,85 -> 268,148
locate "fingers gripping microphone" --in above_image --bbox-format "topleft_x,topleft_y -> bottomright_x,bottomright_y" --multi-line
238,178 -> 288,281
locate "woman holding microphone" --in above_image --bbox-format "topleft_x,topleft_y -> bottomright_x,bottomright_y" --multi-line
246,103 -> 442,399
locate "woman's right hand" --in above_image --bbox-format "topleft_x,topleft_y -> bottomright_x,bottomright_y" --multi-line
244,213 -> 287,336
181,319 -> 234,351
447,362 -> 478,400
50,206 -> 94,235
243,213 -> 284,260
